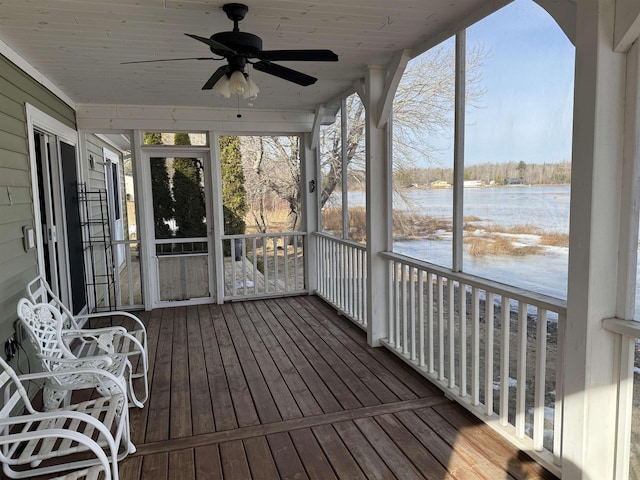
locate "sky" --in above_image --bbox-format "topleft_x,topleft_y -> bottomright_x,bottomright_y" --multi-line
422,0 -> 576,167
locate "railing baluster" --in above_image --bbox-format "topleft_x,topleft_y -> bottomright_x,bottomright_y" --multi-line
263,237 -> 269,293
402,263 -> 408,355
418,269 -> 425,367
410,266 -> 416,361
284,235 -> 290,292
516,301 -> 528,438
252,238 -> 258,295
448,279 -> 455,389
351,246 -> 357,321
534,308 -> 547,451
231,240 -> 237,297
126,243 -> 134,305
395,262 -> 401,349
472,287 -> 480,406
389,260 -> 396,346
554,314 -> 565,465
500,296 -> 511,427
427,271 -> 434,374
241,238 -> 248,294
485,292 -> 495,415
273,236 -> 279,293
460,283 -> 467,397
437,275 -> 444,381
294,235 -> 299,291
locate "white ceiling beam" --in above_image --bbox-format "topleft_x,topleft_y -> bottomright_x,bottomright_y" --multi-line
310,105 -> 326,151
76,104 -> 315,133
614,0 -> 640,52
376,49 -> 411,129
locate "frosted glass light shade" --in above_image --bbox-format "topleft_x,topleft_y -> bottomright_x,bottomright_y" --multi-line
212,75 -> 231,98
243,77 -> 260,99
229,70 -> 248,96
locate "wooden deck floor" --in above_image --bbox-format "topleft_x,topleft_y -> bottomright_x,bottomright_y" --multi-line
112,296 -> 556,479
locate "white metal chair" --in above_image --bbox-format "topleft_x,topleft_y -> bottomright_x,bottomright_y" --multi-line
0,356 -> 131,480
26,276 -> 148,405
16,299 -> 144,409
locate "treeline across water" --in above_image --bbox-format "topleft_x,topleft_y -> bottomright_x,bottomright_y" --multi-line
392,160 -> 571,187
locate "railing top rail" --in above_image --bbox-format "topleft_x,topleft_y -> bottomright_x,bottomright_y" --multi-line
155,237 -> 207,244
221,232 -> 307,240
381,251 -> 567,314
313,231 -> 367,251
602,317 -> 640,338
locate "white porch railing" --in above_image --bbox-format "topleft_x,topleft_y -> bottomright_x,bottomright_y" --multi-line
112,239 -> 143,309
602,318 -> 640,480
221,232 -> 306,300
314,232 -> 368,329
380,251 -> 565,474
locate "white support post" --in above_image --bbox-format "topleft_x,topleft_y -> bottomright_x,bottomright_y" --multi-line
303,132 -> 318,294
562,0 -> 627,477
131,129 -> 154,310
452,31 -> 466,273
209,132 -> 225,304
366,65 -> 391,347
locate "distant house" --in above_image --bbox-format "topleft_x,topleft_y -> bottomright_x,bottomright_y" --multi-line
463,180 -> 483,188
504,177 -> 524,185
430,180 -> 451,189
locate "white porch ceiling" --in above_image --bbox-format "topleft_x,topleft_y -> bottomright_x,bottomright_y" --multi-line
0,0 -> 495,112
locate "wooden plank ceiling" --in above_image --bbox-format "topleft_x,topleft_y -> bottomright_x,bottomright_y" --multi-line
0,0 -> 491,111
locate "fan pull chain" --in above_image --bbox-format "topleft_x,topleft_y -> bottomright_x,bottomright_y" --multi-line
237,95 -> 242,118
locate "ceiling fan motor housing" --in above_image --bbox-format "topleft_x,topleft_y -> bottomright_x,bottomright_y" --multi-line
210,31 -> 263,56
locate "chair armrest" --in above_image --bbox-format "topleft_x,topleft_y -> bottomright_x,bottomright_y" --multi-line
39,354 -> 115,369
62,328 -> 128,355
0,427 -> 115,474
18,366 -> 128,398
75,311 -> 145,330
63,326 -> 128,337
74,311 -> 147,347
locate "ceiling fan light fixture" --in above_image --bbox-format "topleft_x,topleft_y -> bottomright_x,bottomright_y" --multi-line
212,74 -> 231,98
229,70 -> 248,96
243,77 -> 260,99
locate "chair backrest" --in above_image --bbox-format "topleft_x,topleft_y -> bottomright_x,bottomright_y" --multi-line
26,276 -> 79,330
16,299 -> 74,372
0,356 -> 35,427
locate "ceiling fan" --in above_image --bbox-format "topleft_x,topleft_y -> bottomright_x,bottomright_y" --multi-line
123,3 -> 338,93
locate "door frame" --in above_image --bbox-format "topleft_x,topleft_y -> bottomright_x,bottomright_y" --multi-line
25,103 -> 80,309
104,147 -> 125,268
139,145 -> 216,308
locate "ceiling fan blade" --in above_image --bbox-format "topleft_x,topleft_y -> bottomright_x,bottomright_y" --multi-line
256,50 -> 338,62
253,61 -> 317,86
202,65 -> 229,90
185,33 -> 236,55
121,57 -> 213,65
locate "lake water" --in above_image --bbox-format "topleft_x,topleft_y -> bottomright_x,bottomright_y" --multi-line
344,186 -> 639,316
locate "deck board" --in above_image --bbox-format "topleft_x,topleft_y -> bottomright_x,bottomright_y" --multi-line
84,295 -> 557,480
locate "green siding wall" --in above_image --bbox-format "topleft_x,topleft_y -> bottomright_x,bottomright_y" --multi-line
0,54 -> 76,345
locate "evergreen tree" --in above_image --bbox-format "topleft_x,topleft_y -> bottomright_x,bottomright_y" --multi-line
145,132 -> 174,239
172,133 -> 206,239
220,136 -> 248,256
